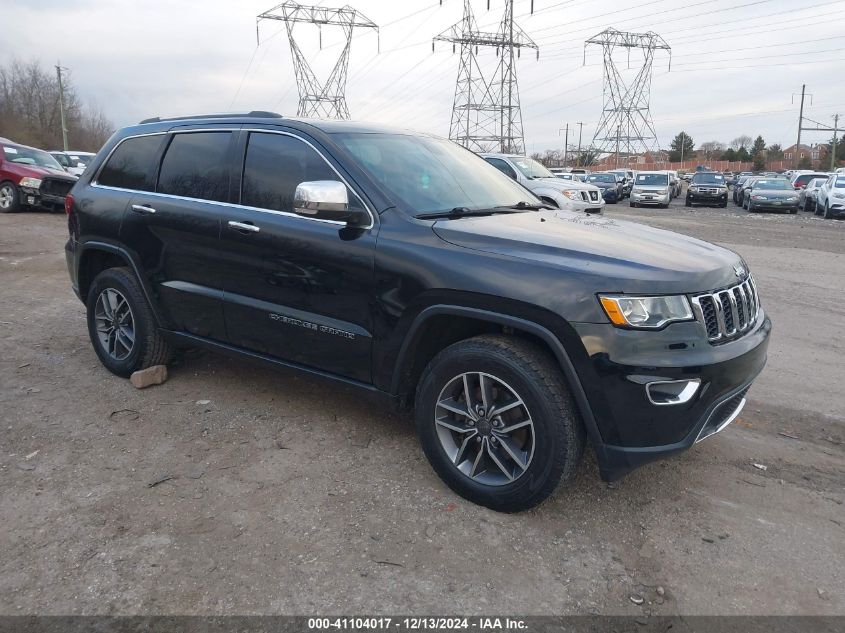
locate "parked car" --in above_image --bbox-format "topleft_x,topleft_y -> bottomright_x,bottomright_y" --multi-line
790,172 -> 829,191
0,138 -> 77,213
815,173 -> 845,218
680,172 -> 693,182
629,171 -> 671,207
733,175 -> 752,203
799,177 -> 827,212
64,112 -> 770,512
665,170 -> 681,198
743,178 -> 799,213
50,150 -> 96,176
686,172 -> 728,208
584,172 -> 622,203
482,153 -> 604,213
549,168 -> 585,182
608,169 -> 634,197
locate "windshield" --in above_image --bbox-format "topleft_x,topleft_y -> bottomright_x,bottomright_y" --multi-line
754,180 -> 793,190
3,145 -> 63,169
635,173 -> 668,186
68,154 -> 94,166
692,173 -> 725,185
587,174 -> 616,183
509,156 -> 554,179
334,133 -> 539,214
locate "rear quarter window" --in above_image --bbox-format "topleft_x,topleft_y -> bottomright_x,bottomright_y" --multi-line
97,135 -> 164,191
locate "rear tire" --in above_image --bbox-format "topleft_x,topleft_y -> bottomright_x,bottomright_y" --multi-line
86,267 -> 173,377
415,335 -> 585,513
0,181 -> 21,213
823,202 -> 832,219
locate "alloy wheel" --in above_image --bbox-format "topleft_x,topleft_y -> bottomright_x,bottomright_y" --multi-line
434,371 -> 535,486
0,185 -> 14,210
94,288 -> 136,360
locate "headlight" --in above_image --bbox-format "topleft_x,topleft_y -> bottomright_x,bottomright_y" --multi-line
786,196 -> 798,202
562,189 -> 582,200
833,191 -> 845,199
751,195 -> 766,200
599,294 -> 693,329
19,177 -> 42,189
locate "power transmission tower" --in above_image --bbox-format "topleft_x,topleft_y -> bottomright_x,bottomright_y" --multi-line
257,1 -> 378,119
584,28 -> 670,166
433,0 -> 538,154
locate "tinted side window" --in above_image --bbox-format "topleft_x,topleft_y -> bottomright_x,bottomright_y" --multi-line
485,157 -> 516,179
157,132 -> 231,202
97,135 -> 163,191
241,132 -> 341,213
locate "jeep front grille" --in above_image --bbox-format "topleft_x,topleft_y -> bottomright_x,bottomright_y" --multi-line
691,276 -> 760,344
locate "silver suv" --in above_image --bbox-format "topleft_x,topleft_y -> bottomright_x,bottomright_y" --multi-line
481,153 -> 605,214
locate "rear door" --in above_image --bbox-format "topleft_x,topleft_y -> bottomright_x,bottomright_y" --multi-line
120,127 -> 238,340
215,129 -> 377,382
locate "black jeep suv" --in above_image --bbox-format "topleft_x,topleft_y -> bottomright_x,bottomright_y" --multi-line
686,172 -> 729,208
65,113 -> 771,512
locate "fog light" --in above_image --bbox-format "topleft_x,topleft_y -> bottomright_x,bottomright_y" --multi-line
646,379 -> 701,406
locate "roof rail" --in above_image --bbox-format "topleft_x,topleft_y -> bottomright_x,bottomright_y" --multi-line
139,111 -> 283,124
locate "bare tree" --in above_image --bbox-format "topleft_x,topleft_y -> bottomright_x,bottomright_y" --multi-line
730,135 -> 752,150
0,58 -> 113,151
698,141 -> 725,160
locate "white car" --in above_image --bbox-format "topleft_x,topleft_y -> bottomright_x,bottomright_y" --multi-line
815,173 -> 845,219
629,171 -> 672,208
49,150 -> 95,176
481,153 -> 605,214
799,177 -> 827,212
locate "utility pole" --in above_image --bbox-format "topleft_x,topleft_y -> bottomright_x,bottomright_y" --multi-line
794,84 -> 806,169
615,125 -> 621,169
575,122 -> 583,166
679,131 -> 685,166
434,0 -> 538,154
559,124 -> 569,167
55,63 -> 69,151
832,114 -> 840,171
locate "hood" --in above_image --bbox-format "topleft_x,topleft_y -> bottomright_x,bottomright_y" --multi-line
752,188 -> 798,198
586,180 -> 617,189
432,209 -> 745,294
3,161 -> 74,180
529,177 -> 599,192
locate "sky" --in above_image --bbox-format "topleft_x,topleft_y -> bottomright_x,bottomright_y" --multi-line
2,0 -> 844,154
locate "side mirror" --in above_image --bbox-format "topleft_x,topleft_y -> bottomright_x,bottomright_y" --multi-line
293,180 -> 364,225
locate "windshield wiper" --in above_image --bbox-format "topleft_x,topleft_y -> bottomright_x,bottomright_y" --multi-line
415,206 -> 528,220
497,201 -> 551,210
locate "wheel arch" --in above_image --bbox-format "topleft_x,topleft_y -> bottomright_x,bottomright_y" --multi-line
390,305 -> 603,449
77,241 -> 165,326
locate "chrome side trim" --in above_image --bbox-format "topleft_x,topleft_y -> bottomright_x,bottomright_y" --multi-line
90,127 -> 376,230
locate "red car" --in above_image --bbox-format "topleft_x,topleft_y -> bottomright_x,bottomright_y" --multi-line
0,137 -> 77,213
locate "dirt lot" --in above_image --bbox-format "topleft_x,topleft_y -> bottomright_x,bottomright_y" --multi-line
1,198 -> 843,616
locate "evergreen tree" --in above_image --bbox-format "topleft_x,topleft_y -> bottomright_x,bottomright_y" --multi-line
669,131 -> 695,162
750,135 -> 766,158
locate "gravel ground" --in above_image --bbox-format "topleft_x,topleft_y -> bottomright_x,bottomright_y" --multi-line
0,196 -> 843,616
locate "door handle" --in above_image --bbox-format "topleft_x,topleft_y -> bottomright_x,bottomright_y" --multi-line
131,204 -> 156,215
227,220 -> 260,233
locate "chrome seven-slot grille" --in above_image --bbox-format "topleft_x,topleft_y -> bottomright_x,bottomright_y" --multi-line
579,191 -> 600,202
691,276 -> 760,344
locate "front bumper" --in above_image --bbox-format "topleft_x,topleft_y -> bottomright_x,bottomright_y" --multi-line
632,191 -> 670,205
571,313 -> 771,481
687,190 -> 728,205
19,186 -> 66,211
748,198 -> 799,211
825,200 -> 845,215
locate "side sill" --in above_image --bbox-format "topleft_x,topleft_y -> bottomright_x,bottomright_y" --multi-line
162,330 -> 398,411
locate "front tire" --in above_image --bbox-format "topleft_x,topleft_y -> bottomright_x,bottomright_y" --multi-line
86,267 -> 173,377
685,197 -> 692,207
823,202 -> 833,219
0,181 -> 21,213
629,201 -> 637,208
415,335 -> 585,513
